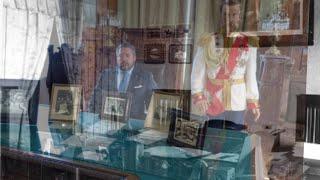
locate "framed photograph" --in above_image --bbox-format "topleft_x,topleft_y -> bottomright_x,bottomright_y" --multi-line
169,44 -> 193,64
161,25 -> 175,38
145,90 -> 191,132
50,84 -> 82,121
144,43 -> 166,64
223,0 -> 313,46
144,28 -> 161,39
167,109 -> 208,149
101,91 -> 131,122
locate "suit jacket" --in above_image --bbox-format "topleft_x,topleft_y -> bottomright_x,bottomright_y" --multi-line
88,65 -> 157,119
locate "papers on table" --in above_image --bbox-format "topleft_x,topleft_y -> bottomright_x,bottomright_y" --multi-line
62,134 -> 116,149
127,129 -> 167,145
85,135 -> 116,148
62,134 -> 86,147
143,146 -> 211,159
79,150 -> 108,161
61,133 -> 115,161
37,131 -> 65,155
204,153 -> 239,163
83,120 -> 126,135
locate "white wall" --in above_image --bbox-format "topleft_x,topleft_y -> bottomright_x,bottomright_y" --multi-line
304,0 -> 320,160
307,0 -> 320,94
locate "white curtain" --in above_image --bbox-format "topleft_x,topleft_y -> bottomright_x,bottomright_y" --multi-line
1,0 -> 57,81
118,0 -> 218,42
0,0 -> 57,120
55,0 -> 84,51
119,0 -> 182,28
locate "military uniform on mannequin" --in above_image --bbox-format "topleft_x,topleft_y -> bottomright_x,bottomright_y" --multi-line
191,0 -> 260,125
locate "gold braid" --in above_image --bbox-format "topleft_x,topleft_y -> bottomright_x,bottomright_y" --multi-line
198,33 -> 230,69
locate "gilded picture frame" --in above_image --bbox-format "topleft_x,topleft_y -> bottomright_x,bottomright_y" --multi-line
145,90 -> 191,132
49,84 -> 82,122
223,0 -> 313,46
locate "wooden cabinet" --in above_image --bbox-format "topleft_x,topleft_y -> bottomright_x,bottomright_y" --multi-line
1,148 -> 138,180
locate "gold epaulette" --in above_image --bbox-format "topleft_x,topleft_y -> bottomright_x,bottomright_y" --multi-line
198,33 -> 214,47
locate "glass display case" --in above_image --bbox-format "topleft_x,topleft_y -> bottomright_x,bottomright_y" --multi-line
0,111 -> 260,180
0,0 -> 312,179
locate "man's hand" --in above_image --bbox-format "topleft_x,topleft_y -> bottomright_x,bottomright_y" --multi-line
252,108 -> 260,122
195,99 -> 210,115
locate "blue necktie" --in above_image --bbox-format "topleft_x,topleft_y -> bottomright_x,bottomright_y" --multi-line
119,71 -> 129,92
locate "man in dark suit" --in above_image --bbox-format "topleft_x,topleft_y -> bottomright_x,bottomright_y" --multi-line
89,42 -> 157,119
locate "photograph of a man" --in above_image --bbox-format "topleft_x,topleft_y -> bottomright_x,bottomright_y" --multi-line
89,42 -> 158,119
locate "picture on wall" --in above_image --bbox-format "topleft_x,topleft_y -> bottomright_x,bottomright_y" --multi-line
161,26 -> 175,38
169,44 -> 193,64
144,28 -> 161,39
144,43 -> 166,64
222,0 -> 313,46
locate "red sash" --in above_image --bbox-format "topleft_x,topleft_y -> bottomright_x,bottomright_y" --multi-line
206,35 -> 249,116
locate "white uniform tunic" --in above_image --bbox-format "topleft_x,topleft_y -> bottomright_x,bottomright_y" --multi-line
191,35 -> 259,111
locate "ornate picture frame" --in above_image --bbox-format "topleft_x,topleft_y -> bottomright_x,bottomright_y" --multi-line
50,84 -> 82,122
167,109 -> 208,149
145,90 -> 191,132
224,0 -> 313,46
144,28 -> 161,39
100,91 -> 132,122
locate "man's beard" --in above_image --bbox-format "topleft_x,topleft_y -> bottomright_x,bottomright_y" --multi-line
120,62 -> 131,70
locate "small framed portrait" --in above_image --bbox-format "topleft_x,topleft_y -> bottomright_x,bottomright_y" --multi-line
145,90 -> 191,132
101,91 -> 131,122
144,43 -> 166,64
144,28 -> 161,39
161,25 -> 175,38
169,44 -> 193,64
167,109 -> 208,149
50,84 -> 82,121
